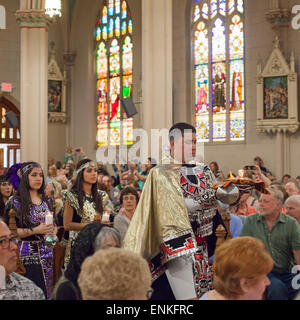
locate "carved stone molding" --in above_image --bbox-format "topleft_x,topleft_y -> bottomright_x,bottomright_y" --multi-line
16,10 -> 51,27
266,8 -> 291,28
48,112 -> 67,123
63,51 -> 77,67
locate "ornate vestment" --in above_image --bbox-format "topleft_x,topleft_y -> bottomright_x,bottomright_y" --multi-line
123,158 -> 217,298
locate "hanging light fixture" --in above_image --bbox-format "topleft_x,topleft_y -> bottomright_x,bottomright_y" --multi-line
45,0 -> 62,18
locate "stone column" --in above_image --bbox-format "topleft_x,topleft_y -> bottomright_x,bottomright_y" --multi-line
141,0 -> 173,157
16,0 -> 50,172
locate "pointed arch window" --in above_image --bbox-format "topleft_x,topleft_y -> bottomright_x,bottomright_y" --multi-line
192,0 -> 245,143
95,0 -> 133,146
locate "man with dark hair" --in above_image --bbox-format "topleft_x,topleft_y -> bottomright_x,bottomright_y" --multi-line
124,122 -> 218,300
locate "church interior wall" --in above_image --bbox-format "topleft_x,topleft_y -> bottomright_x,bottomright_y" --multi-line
0,0 -> 20,106
173,0 -> 300,178
69,0 -> 141,162
48,14 -> 67,163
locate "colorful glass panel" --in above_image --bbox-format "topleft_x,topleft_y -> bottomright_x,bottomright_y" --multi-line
202,3 -> 209,19
102,6 -> 108,23
122,1 -> 127,19
115,17 -> 120,37
122,36 -> 133,75
219,0 -> 226,15
212,113 -> 226,141
210,0 -> 218,18
196,114 -> 209,142
193,0 -> 245,143
194,5 -> 200,22
109,18 -> 114,38
97,42 -> 108,79
123,118 -> 133,145
96,27 -> 101,41
97,79 -> 108,146
229,60 -> 244,111
237,0 -> 243,13
122,21 -> 127,34
229,15 -> 244,59
228,0 -> 235,14
128,20 -> 132,34
195,22 -> 208,65
109,77 -> 120,120
212,18 -> 226,62
195,65 -> 209,114
122,75 -> 132,98
102,26 -> 108,40
109,39 -> 120,76
115,0 -> 120,14
108,0 -> 114,16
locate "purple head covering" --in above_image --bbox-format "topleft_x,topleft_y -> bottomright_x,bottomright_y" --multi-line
6,162 -> 23,190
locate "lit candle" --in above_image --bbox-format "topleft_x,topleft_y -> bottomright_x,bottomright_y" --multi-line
45,212 -> 53,225
102,212 -> 110,222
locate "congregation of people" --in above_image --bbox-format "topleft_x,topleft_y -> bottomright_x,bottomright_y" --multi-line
0,144 -> 300,301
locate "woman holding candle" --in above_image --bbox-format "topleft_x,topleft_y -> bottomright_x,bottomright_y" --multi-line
62,159 -> 110,269
4,162 -> 57,299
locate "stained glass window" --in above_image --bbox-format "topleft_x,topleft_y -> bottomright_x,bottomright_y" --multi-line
192,0 -> 245,143
95,0 -> 133,146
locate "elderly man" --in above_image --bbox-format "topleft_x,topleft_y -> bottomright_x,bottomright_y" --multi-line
0,220 -> 45,300
285,195 -> 300,225
241,188 -> 300,300
285,181 -> 300,197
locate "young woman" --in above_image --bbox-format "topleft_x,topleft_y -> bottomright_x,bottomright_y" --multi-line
62,159 -> 110,269
4,162 -> 57,299
0,175 -> 13,218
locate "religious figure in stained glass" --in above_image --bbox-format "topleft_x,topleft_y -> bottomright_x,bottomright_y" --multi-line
196,66 -> 208,113
231,63 -> 243,110
192,0 -> 245,142
213,64 -> 226,111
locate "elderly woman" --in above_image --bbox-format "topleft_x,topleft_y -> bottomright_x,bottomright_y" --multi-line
78,247 -> 152,300
52,222 -> 120,300
200,237 -> 273,300
113,187 -> 139,244
285,195 -> 300,225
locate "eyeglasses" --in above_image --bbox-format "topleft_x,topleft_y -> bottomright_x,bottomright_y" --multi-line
0,236 -> 18,249
147,287 -> 154,300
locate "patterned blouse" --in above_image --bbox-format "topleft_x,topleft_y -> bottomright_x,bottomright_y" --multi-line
0,273 -> 45,300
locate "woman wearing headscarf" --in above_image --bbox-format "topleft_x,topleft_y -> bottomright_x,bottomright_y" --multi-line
52,222 -> 120,300
4,162 -> 57,299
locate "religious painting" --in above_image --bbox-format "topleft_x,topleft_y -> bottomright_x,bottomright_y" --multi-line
263,76 -> 288,120
48,80 -> 62,112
